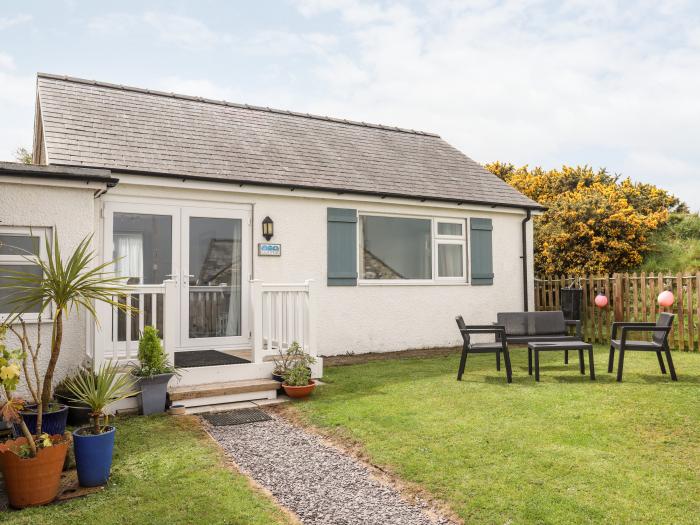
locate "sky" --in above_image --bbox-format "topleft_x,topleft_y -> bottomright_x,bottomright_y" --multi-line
1,0 -> 699,210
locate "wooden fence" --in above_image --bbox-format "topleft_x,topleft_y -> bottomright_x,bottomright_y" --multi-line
535,272 -> 700,351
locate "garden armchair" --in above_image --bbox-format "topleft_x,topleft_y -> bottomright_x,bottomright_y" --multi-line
456,316 -> 512,383
608,313 -> 676,382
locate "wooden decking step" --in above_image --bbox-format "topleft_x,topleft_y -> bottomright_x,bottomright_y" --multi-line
169,379 -> 279,402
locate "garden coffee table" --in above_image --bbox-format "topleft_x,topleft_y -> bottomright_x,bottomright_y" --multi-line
527,341 -> 595,382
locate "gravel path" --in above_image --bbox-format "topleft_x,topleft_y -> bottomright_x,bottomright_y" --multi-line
207,413 -> 452,525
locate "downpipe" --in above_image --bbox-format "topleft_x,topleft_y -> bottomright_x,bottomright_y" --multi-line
521,209 -> 532,311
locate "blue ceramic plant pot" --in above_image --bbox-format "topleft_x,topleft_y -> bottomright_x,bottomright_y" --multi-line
13,403 -> 68,437
73,426 -> 116,487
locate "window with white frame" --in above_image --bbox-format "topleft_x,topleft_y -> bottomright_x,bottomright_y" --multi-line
0,227 -> 50,319
435,219 -> 467,280
359,214 -> 467,282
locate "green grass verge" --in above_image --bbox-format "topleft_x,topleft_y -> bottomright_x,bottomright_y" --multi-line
295,347 -> 700,524
3,415 -> 291,525
639,212 -> 700,272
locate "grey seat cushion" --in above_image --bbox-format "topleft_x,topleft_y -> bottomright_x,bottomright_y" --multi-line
497,311 -> 571,341
470,342 -> 503,351
611,339 -> 663,350
531,311 -> 566,335
506,334 -> 579,344
496,313 -> 529,336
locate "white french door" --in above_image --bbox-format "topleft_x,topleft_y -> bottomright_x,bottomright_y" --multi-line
180,207 -> 250,349
104,201 -> 250,351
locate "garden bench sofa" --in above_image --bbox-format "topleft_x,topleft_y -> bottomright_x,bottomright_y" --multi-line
496,311 -> 582,364
496,311 -> 581,344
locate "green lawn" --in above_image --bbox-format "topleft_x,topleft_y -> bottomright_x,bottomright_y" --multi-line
295,347 -> 700,525
4,415 -> 291,525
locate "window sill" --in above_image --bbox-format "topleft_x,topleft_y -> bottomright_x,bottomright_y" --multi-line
358,280 -> 470,287
0,315 -> 53,325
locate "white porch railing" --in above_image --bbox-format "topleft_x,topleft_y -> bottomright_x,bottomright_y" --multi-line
92,279 -> 316,367
93,280 -> 178,365
250,279 -> 317,363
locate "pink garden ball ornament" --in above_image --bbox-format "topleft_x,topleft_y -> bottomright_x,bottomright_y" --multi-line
658,290 -> 675,307
594,294 -> 608,308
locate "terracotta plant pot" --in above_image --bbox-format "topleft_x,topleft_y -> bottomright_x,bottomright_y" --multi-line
282,380 -> 316,399
0,435 -> 69,509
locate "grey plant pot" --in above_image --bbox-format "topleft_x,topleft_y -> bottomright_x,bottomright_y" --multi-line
136,373 -> 174,416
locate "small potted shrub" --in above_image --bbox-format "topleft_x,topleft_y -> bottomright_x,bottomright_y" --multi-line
0,327 -> 70,508
64,361 -> 135,487
272,341 -> 312,382
281,344 -> 317,399
131,326 -> 176,415
282,364 -> 316,398
54,368 -> 94,426
271,345 -> 294,382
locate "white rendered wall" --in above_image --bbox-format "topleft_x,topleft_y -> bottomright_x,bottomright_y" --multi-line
0,179 -> 99,395
106,176 -> 536,357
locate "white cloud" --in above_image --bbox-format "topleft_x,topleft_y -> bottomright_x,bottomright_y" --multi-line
0,14 -> 32,30
142,12 -> 232,49
0,52 -> 15,70
0,61 -> 36,161
88,12 -> 232,50
287,0 -> 700,209
243,30 -> 337,56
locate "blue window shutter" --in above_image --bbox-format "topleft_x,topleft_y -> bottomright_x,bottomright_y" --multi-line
470,218 -> 494,285
327,208 -> 358,286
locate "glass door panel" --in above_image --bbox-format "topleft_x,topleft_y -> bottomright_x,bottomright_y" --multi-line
187,217 -> 242,339
106,204 -> 178,346
181,207 -> 249,348
113,212 -> 173,285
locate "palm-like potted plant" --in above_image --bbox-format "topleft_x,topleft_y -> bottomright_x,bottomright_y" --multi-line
64,361 -> 135,487
0,233 -> 130,436
0,327 -> 70,509
131,325 -> 177,415
54,368 -> 95,426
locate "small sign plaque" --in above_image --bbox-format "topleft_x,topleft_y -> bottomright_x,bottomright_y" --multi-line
258,243 -> 281,257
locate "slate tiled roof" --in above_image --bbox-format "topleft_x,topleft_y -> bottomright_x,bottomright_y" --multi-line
36,73 -> 542,209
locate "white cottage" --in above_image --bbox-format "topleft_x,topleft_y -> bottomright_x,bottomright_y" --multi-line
0,73 -> 542,408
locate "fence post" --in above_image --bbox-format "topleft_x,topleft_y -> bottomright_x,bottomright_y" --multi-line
686,275 -> 695,352
676,273 -> 685,350
696,272 -> 700,351
613,273 -> 623,322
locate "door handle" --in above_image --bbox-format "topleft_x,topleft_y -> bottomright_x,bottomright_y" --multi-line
183,274 -> 195,286
165,273 -> 178,284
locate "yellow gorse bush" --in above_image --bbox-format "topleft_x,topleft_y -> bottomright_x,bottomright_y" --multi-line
485,162 -> 684,274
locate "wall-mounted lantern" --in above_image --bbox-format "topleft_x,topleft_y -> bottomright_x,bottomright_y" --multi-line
262,216 -> 274,241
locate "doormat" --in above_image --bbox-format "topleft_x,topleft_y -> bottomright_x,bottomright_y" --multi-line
202,408 -> 272,427
0,469 -> 104,511
175,350 -> 250,368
